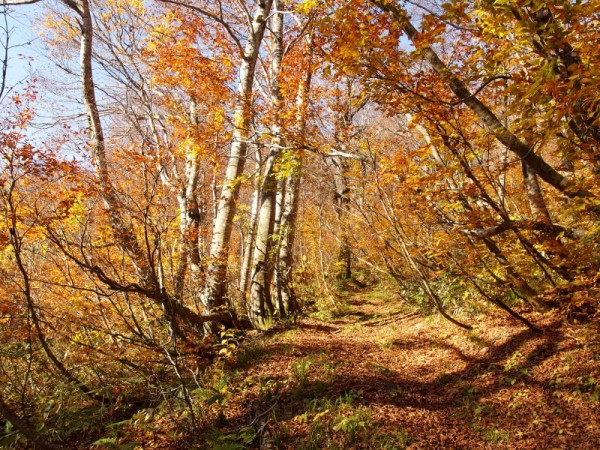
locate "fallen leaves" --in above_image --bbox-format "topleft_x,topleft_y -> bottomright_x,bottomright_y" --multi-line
178,290 -> 599,449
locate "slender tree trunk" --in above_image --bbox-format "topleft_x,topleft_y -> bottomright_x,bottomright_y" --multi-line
63,0 -> 215,333
276,167 -> 302,316
247,152 -> 278,328
273,179 -> 285,240
239,152 -> 261,305
271,178 -> 285,301
275,37 -> 314,317
76,0 -> 152,283
521,160 -> 571,278
327,80 -> 366,281
521,160 -> 552,226
200,0 -> 273,326
498,146 -> 509,209
271,178 -> 285,306
174,100 -> 203,299
327,153 -> 353,280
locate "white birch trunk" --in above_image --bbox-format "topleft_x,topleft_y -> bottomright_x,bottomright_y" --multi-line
174,101 -> 203,299
77,0 -> 152,285
239,152 -> 261,305
66,0 -> 223,333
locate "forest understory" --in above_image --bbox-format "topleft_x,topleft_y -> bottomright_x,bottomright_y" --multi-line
4,285 -> 593,450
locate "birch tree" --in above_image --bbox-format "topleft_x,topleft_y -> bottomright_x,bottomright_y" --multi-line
196,0 -> 274,324
247,0 -> 285,329
4,0 -> 230,335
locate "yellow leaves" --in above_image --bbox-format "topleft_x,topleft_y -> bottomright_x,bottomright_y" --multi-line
71,329 -> 103,347
296,0 -> 319,15
147,12 -> 235,105
175,137 -> 208,160
176,137 -> 194,156
218,344 -> 236,357
221,56 -> 235,68
148,11 -> 179,48
233,109 -> 246,129
62,191 -> 88,228
39,10 -> 80,57
127,0 -> 145,15
214,108 -> 226,129
103,0 -> 145,21
276,149 -> 301,180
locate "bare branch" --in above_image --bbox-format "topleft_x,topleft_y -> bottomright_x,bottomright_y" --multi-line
0,0 -> 43,5
157,0 -> 244,55
462,220 -> 585,240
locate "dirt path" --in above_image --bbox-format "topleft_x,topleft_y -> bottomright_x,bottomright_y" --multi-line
197,291 -> 600,449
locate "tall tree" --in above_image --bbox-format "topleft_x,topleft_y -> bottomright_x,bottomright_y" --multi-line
275,42 -> 313,317
7,0 -> 229,335
247,0 -> 285,328
197,0 -> 273,326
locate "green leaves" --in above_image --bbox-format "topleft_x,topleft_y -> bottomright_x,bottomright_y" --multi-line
206,425 -> 257,450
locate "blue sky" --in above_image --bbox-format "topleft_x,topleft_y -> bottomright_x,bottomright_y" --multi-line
2,4 -> 89,152
3,4 -> 41,90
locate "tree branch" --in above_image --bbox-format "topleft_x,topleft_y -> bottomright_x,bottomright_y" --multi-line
370,0 -> 576,195
157,0 -> 244,55
0,0 -> 43,5
462,219 -> 585,240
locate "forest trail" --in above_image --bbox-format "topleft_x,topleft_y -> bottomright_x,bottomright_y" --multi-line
190,290 -> 600,449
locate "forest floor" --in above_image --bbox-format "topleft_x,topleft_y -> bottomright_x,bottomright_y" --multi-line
122,289 -> 599,450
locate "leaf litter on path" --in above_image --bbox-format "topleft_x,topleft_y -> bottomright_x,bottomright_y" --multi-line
194,292 -> 599,449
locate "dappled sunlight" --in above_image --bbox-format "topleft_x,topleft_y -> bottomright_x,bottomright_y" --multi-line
192,292 -> 599,449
